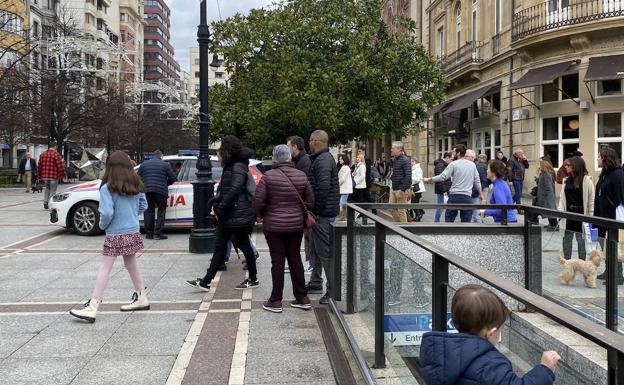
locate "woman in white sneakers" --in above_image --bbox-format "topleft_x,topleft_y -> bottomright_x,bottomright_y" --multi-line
337,154 -> 353,220
70,152 -> 149,323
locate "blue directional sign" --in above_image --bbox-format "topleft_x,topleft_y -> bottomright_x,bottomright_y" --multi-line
384,313 -> 457,346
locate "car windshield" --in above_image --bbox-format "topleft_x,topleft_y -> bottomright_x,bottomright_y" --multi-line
181,160 -> 223,181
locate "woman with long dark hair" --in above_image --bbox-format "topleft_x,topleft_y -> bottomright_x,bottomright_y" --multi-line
594,147 -> 624,283
186,135 -> 259,291
480,160 -> 517,223
558,156 -> 594,260
337,154 -> 353,220
532,159 -> 558,230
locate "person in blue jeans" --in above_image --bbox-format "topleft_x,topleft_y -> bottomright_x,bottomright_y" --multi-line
433,152 -> 452,223
226,236 -> 259,269
507,148 -> 529,204
425,144 -> 482,223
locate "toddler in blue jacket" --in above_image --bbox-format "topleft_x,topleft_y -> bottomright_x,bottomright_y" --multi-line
420,284 -> 560,385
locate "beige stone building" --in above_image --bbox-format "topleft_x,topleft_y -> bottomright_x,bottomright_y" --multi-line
408,0 -> 624,194
188,47 -> 228,101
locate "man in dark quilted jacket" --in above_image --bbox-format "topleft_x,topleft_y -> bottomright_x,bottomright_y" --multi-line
137,150 -> 176,240
306,130 -> 340,305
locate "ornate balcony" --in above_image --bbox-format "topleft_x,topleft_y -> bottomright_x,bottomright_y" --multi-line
512,0 -> 624,42
442,41 -> 483,75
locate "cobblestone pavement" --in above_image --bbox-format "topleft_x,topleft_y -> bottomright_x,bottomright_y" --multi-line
0,187 -> 336,385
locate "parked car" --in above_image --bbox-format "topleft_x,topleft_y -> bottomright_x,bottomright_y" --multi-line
49,155 -> 263,236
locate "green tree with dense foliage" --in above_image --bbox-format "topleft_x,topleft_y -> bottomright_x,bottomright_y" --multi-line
200,0 -> 446,155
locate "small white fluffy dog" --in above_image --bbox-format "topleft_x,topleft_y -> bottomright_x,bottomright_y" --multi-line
557,249 -> 605,288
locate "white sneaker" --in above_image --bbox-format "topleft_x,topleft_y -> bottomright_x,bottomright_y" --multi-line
69,299 -> 100,323
120,290 -> 150,312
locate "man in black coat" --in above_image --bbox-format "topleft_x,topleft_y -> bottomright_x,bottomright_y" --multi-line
433,152 -> 452,223
287,135 -> 311,175
306,130 -> 340,304
137,150 -> 177,240
389,141 -> 412,222
288,135 -> 314,272
18,152 -> 37,192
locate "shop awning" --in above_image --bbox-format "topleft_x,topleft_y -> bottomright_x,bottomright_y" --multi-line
585,55 -> 624,81
443,82 -> 501,114
509,60 -> 579,90
428,101 -> 451,115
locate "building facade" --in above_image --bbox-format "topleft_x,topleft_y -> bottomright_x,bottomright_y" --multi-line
143,0 -> 179,87
1,0 -> 30,62
119,0 -> 144,83
188,47 -> 228,100
411,0 -> 624,193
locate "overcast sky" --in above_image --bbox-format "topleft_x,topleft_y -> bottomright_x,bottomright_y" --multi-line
167,0 -> 274,74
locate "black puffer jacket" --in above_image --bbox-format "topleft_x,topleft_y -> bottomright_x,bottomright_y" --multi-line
434,158 -> 452,195
212,148 -> 256,228
293,150 -> 312,175
308,148 -> 340,218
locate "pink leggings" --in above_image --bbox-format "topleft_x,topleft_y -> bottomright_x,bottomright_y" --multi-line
92,254 -> 145,301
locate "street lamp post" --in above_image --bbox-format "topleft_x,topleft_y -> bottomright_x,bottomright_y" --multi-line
189,0 -> 216,253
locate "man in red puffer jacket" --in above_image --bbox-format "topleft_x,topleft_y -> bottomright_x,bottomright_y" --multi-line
37,142 -> 67,210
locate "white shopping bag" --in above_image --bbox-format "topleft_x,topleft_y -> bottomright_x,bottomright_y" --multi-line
443,195 -> 448,204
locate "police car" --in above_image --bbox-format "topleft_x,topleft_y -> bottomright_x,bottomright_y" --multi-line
48,155 -> 264,236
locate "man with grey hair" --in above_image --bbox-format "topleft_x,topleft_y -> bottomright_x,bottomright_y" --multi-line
306,130 -> 340,305
507,148 -> 529,204
137,150 -> 177,239
389,141 -> 412,222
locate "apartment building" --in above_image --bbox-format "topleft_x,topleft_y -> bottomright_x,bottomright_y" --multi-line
119,0 -> 144,83
143,0 -> 179,88
411,0 -> 624,189
1,0 -> 29,62
188,47 -> 228,101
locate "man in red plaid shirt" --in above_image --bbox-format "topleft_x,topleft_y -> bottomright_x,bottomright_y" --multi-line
37,142 -> 67,209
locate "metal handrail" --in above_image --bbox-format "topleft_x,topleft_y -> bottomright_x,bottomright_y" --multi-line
341,202 -> 624,383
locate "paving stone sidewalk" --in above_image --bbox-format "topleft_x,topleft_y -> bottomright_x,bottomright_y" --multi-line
0,187 -> 337,385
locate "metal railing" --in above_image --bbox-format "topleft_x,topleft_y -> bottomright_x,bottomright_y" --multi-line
330,202 -> 624,384
442,41 -> 483,73
513,0 -> 624,41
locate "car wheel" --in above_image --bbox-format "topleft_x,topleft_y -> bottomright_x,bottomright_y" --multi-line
71,202 -> 102,236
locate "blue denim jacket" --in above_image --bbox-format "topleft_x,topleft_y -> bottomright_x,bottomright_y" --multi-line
98,184 -> 148,235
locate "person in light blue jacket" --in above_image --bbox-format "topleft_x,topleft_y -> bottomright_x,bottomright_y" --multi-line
70,152 -> 149,323
481,160 -> 517,223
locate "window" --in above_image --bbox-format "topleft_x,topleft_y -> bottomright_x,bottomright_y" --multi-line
541,73 -> 579,103
541,115 -> 580,168
471,0 -> 478,51
473,92 -> 500,118
437,136 -> 455,159
215,72 -> 224,79
0,11 -> 24,35
194,58 -> 199,65
596,112 -> 624,166
455,2 -> 462,51
598,79 -> 623,96
494,0 -> 501,34
32,20 -> 39,37
473,128 -> 501,160
436,27 -> 444,57
195,71 -> 200,78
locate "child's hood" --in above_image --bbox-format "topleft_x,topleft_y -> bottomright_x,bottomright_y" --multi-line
419,332 -> 495,385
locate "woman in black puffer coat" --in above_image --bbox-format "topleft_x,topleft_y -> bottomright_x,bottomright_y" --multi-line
185,136 -> 259,291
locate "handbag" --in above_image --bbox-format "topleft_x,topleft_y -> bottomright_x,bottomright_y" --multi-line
276,169 -> 316,228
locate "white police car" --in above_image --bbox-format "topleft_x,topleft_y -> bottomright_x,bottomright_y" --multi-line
49,155 -> 264,236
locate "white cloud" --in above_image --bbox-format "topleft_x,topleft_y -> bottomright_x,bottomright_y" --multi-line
167,0 -> 274,74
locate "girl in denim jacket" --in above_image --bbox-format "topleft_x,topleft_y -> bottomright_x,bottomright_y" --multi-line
70,152 -> 148,323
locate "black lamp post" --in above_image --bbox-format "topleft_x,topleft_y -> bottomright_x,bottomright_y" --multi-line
189,0 -> 219,253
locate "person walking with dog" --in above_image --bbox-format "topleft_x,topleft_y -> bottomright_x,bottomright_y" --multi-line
18,152 -> 37,193
255,145 -> 314,313
37,142 -> 66,209
69,152 -> 149,323
559,156 -> 594,261
137,150 -> 177,240
594,147 -> 624,284
186,136 -> 259,291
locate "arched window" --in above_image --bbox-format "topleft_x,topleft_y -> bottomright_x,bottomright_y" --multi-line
455,2 -> 461,51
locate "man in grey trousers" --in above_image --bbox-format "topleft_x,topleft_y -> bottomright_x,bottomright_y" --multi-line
305,130 -> 340,305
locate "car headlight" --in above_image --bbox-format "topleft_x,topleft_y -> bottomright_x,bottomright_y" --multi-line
52,192 -> 71,202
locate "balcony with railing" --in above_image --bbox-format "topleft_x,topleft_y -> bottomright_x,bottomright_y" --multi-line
442,41 -> 483,75
512,0 -> 624,42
